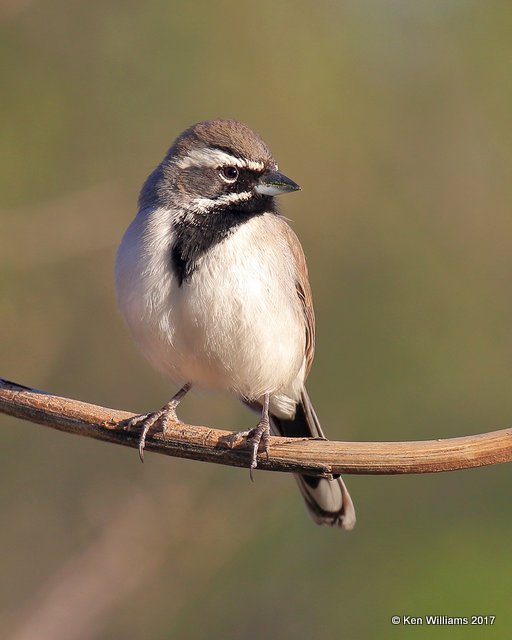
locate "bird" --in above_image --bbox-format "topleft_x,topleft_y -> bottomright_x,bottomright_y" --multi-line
115,119 -> 356,530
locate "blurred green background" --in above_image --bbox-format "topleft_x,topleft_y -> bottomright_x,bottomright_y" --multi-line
1,1 -> 512,638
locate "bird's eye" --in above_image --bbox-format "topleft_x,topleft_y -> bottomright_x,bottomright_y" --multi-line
219,166 -> 239,183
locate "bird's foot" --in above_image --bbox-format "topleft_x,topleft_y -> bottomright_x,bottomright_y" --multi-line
235,417 -> 270,479
121,404 -> 180,462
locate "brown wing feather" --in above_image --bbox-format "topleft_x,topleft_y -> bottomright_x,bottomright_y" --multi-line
280,220 -> 316,376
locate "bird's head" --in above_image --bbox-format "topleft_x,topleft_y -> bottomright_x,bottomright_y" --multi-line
139,119 -> 300,216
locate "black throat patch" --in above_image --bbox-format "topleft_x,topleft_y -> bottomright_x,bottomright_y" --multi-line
170,196 -> 275,286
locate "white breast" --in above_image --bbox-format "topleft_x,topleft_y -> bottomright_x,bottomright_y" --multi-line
115,208 -> 307,414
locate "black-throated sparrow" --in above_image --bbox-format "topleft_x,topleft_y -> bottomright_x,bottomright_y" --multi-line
115,120 -> 356,529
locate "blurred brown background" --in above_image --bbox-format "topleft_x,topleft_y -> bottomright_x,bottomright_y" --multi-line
1,1 -> 512,638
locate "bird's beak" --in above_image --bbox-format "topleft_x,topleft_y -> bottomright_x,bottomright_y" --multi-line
255,170 -> 301,196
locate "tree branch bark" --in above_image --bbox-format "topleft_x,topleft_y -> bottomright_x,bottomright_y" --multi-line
1,377 -> 511,477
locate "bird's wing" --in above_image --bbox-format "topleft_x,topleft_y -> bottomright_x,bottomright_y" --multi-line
280,220 -> 316,376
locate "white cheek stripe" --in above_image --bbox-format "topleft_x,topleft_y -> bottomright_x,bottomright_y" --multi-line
176,148 -> 265,172
189,190 -> 254,213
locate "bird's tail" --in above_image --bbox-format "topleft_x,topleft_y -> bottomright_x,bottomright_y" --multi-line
270,389 -> 356,530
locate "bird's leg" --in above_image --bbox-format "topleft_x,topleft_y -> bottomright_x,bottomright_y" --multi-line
122,383 -> 192,462
243,393 -> 271,477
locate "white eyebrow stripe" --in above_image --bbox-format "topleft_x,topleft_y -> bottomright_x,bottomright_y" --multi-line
189,190 -> 254,213
176,148 -> 265,172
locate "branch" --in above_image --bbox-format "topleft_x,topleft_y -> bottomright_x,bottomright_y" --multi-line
1,378 -> 511,477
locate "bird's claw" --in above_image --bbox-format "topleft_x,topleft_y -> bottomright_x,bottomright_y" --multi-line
120,406 -> 178,462
243,419 -> 270,480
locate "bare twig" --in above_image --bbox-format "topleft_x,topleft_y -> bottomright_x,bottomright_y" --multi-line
1,378 -> 511,476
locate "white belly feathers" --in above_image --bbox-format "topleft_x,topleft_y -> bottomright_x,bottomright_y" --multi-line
116,208 -> 306,410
